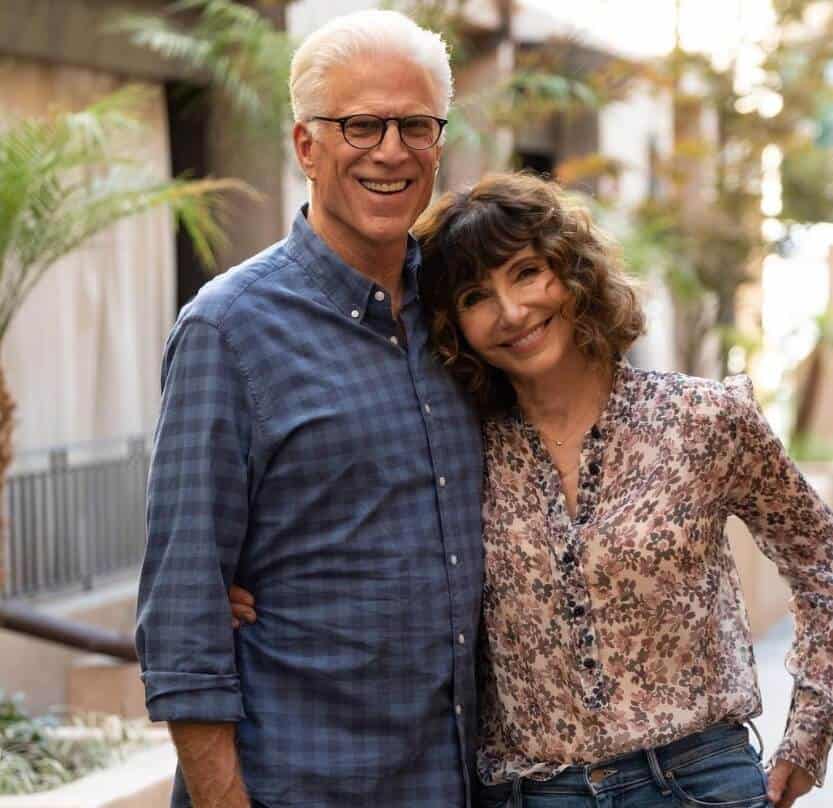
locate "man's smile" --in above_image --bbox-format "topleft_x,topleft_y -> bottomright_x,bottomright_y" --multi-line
358,178 -> 412,195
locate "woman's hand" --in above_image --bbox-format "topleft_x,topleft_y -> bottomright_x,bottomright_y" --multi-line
767,758 -> 814,808
229,584 -> 257,629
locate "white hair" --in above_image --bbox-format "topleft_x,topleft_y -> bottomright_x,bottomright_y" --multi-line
290,9 -> 453,122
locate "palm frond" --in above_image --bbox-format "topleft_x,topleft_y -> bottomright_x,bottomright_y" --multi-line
0,88 -> 257,343
111,1 -> 294,135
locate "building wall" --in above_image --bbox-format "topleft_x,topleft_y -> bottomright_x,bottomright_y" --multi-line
0,576 -> 138,715
0,57 -> 176,455
0,1 -> 287,452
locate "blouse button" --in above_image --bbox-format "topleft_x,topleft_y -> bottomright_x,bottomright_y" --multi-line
591,426 -> 602,440
562,551 -> 575,565
583,658 -> 597,670
588,462 -> 601,475
572,606 -> 586,618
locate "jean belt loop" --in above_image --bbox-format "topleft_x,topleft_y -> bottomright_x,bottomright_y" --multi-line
646,747 -> 673,796
745,718 -> 765,760
510,774 -> 522,808
582,764 -> 598,796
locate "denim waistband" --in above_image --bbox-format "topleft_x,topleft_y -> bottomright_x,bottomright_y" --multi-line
477,721 -> 761,803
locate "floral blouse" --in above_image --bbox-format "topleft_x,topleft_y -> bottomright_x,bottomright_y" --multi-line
477,359 -> 833,787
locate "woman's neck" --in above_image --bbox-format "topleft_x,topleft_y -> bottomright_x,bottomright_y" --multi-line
514,353 -> 613,430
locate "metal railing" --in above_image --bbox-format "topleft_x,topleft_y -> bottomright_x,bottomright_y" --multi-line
3,436 -> 150,600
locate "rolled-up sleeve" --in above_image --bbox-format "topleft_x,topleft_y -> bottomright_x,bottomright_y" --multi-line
136,317 -> 256,723
724,374 -> 833,785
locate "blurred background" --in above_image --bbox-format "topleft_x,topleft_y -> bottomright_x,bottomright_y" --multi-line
0,0 -> 831,803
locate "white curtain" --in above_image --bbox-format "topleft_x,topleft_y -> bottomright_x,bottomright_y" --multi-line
0,57 -> 176,457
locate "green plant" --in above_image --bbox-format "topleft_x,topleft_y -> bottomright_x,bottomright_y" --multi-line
0,83 -> 251,562
789,431 -> 833,462
0,695 -> 145,794
112,0 -> 294,137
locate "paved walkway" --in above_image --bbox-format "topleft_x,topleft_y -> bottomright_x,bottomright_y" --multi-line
754,617 -> 830,805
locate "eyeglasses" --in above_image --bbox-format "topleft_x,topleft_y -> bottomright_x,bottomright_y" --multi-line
309,114 -> 447,150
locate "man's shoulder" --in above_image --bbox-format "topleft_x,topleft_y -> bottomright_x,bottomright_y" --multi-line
179,239 -> 302,329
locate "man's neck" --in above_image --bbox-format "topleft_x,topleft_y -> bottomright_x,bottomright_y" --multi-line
307,209 -> 408,315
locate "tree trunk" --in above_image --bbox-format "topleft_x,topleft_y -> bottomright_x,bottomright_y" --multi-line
0,364 -> 15,588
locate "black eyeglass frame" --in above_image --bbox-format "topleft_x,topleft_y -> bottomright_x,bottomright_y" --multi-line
308,114 -> 448,150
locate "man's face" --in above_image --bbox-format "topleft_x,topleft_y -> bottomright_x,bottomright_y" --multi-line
294,55 -> 442,260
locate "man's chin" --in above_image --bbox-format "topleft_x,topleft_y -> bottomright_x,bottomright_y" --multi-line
357,214 -> 419,246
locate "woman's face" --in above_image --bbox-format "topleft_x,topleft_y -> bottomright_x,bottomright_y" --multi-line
455,246 -> 578,386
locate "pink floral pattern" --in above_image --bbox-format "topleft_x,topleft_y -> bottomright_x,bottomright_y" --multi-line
477,360 -> 833,786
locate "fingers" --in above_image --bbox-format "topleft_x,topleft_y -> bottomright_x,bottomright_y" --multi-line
231,602 -> 257,624
781,769 -> 814,808
767,758 -> 792,805
228,585 -> 257,630
768,759 -> 814,808
229,584 -> 255,606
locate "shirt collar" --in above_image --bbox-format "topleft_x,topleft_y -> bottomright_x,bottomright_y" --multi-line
285,205 -> 421,320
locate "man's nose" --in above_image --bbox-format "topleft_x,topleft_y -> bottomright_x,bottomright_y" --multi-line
372,121 -> 408,160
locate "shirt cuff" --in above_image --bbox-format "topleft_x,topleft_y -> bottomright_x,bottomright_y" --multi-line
772,685 -> 833,787
142,670 -> 246,723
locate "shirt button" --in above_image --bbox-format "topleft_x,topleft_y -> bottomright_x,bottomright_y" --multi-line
591,425 -> 602,440
450,554 -> 458,566
458,633 -> 465,645
583,658 -> 597,670
424,403 -> 431,414
389,336 -> 399,345
438,476 -> 447,487
588,462 -> 601,476
572,606 -> 586,618
374,290 -> 385,302
350,309 -> 360,319
562,551 -> 575,565
455,704 -> 463,716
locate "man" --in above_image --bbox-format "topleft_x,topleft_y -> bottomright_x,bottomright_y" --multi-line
136,9 -> 483,808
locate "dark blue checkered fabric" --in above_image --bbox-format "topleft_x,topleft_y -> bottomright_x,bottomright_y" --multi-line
136,208 -> 484,808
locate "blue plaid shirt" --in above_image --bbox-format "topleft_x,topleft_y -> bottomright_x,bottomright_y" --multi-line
136,207 -> 484,808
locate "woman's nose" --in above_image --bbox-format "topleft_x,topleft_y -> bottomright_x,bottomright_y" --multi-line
498,293 -> 527,324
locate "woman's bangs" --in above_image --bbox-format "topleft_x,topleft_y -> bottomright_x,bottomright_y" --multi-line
442,202 -> 531,288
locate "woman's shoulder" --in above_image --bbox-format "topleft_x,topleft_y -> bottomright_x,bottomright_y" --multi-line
625,364 -> 754,409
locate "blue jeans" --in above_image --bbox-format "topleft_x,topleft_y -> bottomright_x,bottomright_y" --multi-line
475,723 -> 772,808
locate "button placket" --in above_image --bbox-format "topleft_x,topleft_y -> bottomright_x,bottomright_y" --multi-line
569,434 -> 608,709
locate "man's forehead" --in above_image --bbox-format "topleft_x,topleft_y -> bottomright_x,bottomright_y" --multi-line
320,56 -> 441,117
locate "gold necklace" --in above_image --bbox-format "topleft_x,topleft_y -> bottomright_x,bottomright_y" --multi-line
544,382 -> 607,448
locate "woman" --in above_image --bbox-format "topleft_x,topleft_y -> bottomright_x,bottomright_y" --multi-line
231,172 -> 832,807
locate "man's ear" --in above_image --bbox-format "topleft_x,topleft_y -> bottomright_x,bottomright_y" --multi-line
293,121 -> 317,180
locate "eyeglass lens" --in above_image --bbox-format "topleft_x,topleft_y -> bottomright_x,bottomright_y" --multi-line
343,116 -> 441,149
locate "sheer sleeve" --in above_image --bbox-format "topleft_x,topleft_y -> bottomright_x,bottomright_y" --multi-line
724,374 -> 833,785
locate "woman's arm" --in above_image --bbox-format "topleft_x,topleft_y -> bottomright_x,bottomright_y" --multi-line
723,375 -> 833,793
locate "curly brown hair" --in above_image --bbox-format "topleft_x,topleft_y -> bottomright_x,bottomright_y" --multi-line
414,172 -> 645,416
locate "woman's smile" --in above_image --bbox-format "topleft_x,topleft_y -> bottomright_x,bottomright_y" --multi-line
500,316 -> 554,352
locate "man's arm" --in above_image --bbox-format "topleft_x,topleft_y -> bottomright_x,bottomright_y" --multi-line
168,722 -> 249,808
136,318 -> 257,800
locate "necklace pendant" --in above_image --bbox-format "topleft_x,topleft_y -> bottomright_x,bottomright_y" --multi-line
555,439 -> 564,447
